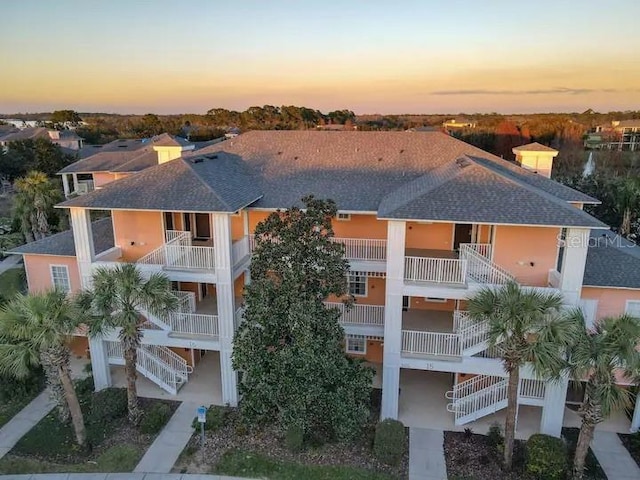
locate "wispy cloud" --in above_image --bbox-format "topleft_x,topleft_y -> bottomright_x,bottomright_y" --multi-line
431,87 -> 619,96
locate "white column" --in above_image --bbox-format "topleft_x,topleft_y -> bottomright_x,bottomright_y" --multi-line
70,208 -> 112,388
213,212 -> 238,406
242,209 -> 249,237
62,174 -> 70,197
540,376 -> 569,437
631,393 -> 640,432
559,228 -> 590,306
72,173 -> 79,193
381,220 -> 406,420
89,337 -> 111,390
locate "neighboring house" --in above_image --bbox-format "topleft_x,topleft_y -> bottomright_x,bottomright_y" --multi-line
0,127 -> 84,151
586,120 -> 640,151
1,119 -> 40,129
9,130 -> 640,437
442,118 -> 477,130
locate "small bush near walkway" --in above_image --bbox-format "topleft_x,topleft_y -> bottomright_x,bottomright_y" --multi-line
619,432 -> 640,468
0,367 -> 45,428
373,419 -> 407,466
525,434 -> 567,480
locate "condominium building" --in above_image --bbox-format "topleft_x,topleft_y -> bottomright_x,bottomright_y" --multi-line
10,131 -> 640,437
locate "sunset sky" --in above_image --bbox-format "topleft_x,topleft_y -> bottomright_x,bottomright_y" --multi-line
1,0 -> 639,114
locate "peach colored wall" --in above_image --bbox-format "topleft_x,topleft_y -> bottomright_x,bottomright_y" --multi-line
69,336 -> 89,358
248,210 -> 272,232
332,215 -> 387,239
169,347 -> 196,367
179,282 -> 200,300
113,210 -> 164,262
405,222 -> 453,250
234,274 -> 245,298
93,172 -> 116,188
327,276 -> 386,306
477,225 -> 493,243
114,173 -> 131,181
410,297 -> 455,312
493,225 -> 560,286
231,213 -> 244,241
23,254 -> 81,294
581,286 -> 640,319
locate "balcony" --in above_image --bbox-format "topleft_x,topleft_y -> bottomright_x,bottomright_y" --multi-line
404,244 -> 514,287
137,230 -> 215,271
401,309 -> 490,359
325,301 -> 385,326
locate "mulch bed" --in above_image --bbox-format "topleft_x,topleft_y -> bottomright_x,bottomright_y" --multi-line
444,428 -> 607,480
618,433 -> 640,468
173,389 -> 408,479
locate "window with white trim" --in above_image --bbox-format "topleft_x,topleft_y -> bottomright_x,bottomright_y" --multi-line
626,300 -> 640,318
345,335 -> 366,354
50,265 -> 71,293
348,271 -> 367,297
337,213 -> 351,221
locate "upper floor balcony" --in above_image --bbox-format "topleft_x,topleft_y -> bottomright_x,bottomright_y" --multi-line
137,230 -> 216,271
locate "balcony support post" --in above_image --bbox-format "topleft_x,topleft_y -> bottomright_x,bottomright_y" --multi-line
381,221 -> 406,420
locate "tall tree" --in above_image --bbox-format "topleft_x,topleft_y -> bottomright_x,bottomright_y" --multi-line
80,264 -> 178,424
467,282 -> 574,469
233,196 -> 373,441
0,138 -> 74,179
566,311 -> 640,480
615,177 -> 640,238
13,171 -> 62,242
0,290 -> 87,445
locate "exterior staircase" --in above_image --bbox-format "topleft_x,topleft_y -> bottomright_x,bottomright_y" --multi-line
445,374 -> 546,425
105,341 -> 192,395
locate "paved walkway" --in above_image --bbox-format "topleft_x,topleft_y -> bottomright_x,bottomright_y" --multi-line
0,255 -> 22,275
409,428 -> 448,480
0,475 -> 251,479
0,391 -> 55,460
591,430 -> 640,480
134,401 -> 200,474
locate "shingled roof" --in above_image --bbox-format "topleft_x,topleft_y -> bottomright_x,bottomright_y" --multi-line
10,218 -> 114,257
59,153 -> 262,213
57,130 -> 604,228
583,230 -> 640,288
512,142 -> 558,153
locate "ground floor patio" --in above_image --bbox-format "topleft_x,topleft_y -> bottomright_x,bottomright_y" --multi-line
396,369 -> 632,438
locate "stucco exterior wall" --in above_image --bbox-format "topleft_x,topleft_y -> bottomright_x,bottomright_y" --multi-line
23,254 -> 81,294
405,222 -> 453,251
93,172 -> 117,188
581,286 -> 640,319
493,225 -> 561,286
231,212 -> 244,241
332,214 -> 387,239
112,210 -> 164,262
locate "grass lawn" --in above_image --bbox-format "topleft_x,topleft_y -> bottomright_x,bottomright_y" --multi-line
0,383 -> 177,475
213,449 -> 396,480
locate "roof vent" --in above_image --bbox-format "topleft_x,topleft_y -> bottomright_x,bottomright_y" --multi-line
205,154 -> 218,160
400,149 -> 405,154
378,157 -> 383,162
277,151 -> 283,155
117,145 -> 128,148
456,157 -> 471,168
191,158 -> 204,164
294,156 -> 299,160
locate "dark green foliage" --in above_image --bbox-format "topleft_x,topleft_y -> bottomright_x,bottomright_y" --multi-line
233,197 -> 373,442
373,419 -> 407,466
0,139 -> 75,180
74,376 -> 94,401
190,405 -> 230,431
139,402 -> 172,434
0,367 -> 44,403
525,434 -> 567,480
89,388 -> 127,423
487,422 -> 503,447
285,425 -> 304,453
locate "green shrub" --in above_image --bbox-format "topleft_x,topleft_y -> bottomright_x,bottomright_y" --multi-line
525,433 -> 568,480
139,403 -> 172,434
89,388 -> 127,423
487,422 -> 503,447
191,405 -> 229,431
373,419 -> 406,466
285,425 -> 304,453
74,375 -> 95,402
0,368 -> 45,402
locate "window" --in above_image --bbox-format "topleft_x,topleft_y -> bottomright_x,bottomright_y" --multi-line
345,335 -> 366,354
336,213 -> 351,221
556,228 -> 567,273
424,297 -> 447,303
626,300 -> 640,318
50,265 -> 71,293
348,271 -> 367,296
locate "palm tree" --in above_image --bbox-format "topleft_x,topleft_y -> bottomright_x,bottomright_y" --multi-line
467,281 -> 574,469
81,264 -> 178,424
0,290 -> 87,445
13,170 -> 61,242
566,311 -> 640,480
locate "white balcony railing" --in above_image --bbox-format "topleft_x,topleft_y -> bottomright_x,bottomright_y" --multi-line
324,302 -> 385,326
520,378 -> 546,400
404,256 -> 467,284
167,312 -> 219,336
459,244 -> 514,285
331,238 -> 387,261
232,236 -> 251,265
138,229 -> 215,271
401,330 -> 461,357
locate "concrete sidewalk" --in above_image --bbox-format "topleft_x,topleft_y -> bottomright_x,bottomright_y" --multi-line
591,430 -> 640,480
0,475 -> 252,480
0,391 -> 55,460
409,427 -> 448,480
134,401 -> 200,474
